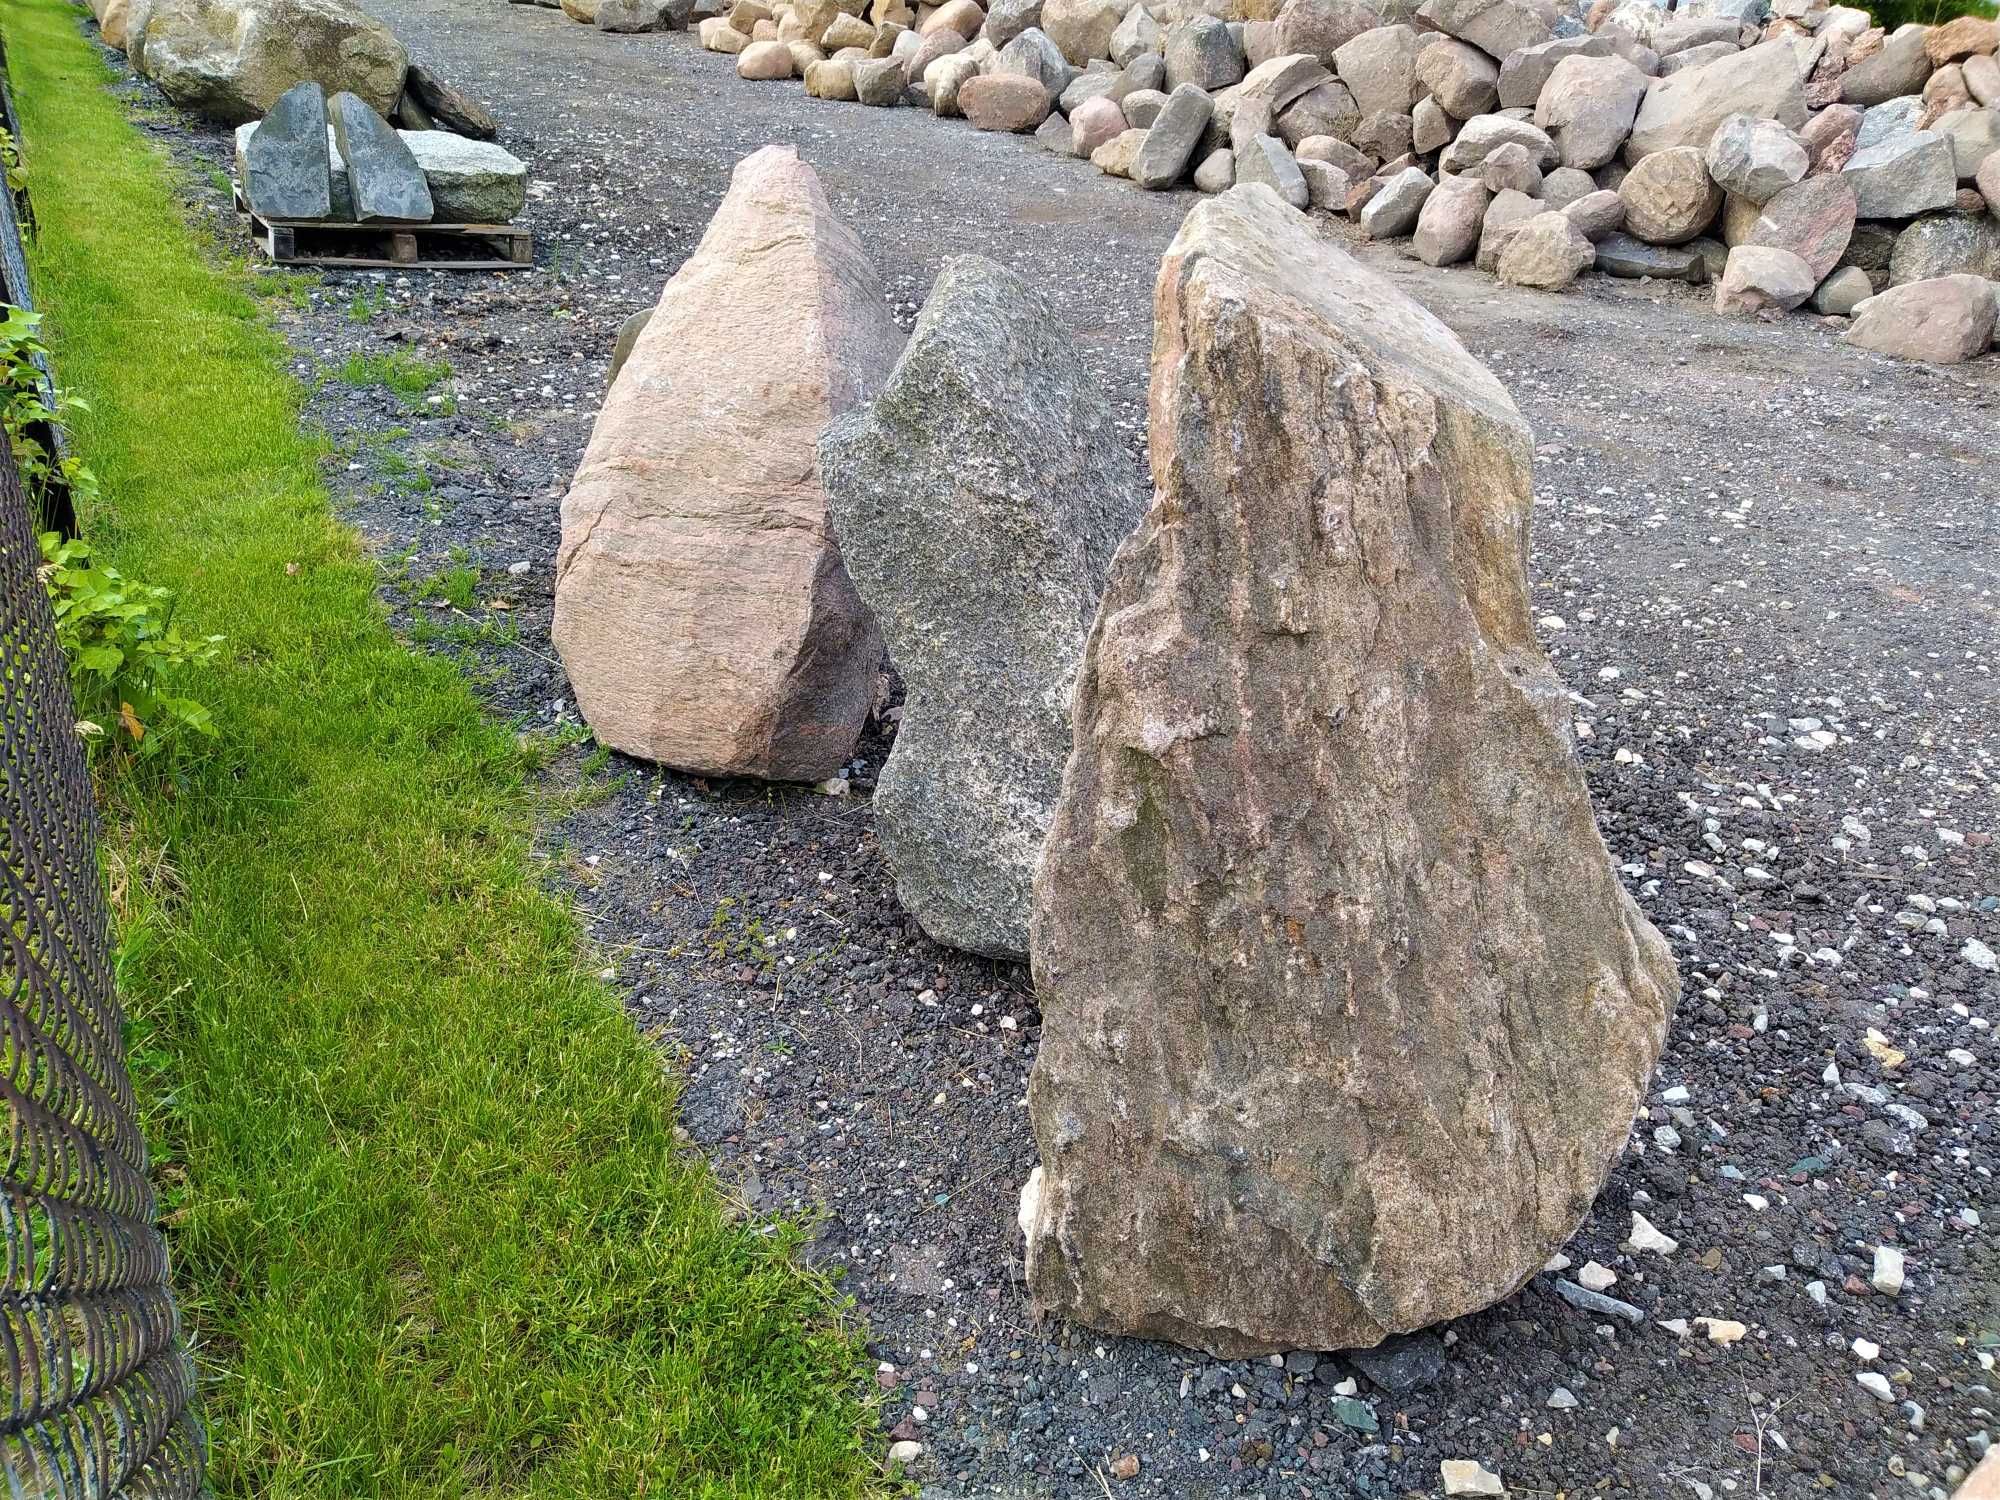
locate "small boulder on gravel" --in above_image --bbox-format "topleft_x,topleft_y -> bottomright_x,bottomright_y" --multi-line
1594,231 -> 1707,280
1714,243 -> 1815,313
1092,125 -> 1149,175
1810,263 -> 1874,314
1496,209 -> 1596,287
1843,273 -> 1997,362
1619,144 -> 1722,243
1069,93 -> 1126,153
597,0 -> 680,29
962,70 -> 1055,128
1475,185 -> 1542,269
737,37 -> 795,75
855,54 -> 908,102
1194,145 -> 1237,191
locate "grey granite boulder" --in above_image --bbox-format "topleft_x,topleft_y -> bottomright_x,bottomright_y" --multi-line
245,80 -> 332,220
1593,231 -> 1707,280
818,256 -> 1145,960
399,131 -> 528,222
1235,132 -> 1310,206
1841,130 -> 1958,219
1134,83 -> 1214,185
329,91 -> 432,221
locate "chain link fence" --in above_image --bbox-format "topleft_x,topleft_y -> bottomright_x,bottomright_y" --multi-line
1,433 -> 205,1495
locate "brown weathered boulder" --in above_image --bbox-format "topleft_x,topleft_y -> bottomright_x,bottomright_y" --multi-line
1416,37 -> 1500,118
1332,23 -> 1421,117
1843,273 -> 1997,362
961,71 -> 1054,127
1021,182 -> 1678,1358
1496,209 -> 1597,286
1714,243 -> 1815,312
1042,0 -> 1120,63
553,146 -> 901,781
737,37 -> 796,74
1927,15 -> 1998,67
1619,144 -> 1722,242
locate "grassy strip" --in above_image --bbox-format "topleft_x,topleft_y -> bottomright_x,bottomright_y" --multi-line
7,4 -> 882,1496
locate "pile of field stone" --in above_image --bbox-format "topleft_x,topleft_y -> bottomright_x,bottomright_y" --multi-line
676,0 -> 2000,363
233,81 -> 529,225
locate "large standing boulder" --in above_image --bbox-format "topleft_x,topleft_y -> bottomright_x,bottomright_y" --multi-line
137,0 -> 407,124
818,259 -> 1144,960
552,146 -> 901,782
1534,52 -> 1647,169
1624,42 -> 1807,162
330,91 -> 432,221
244,79 -> 332,220
1843,274 -> 1996,362
1020,182 -> 1678,1358
1619,144 -> 1722,242
1413,171 -> 1492,263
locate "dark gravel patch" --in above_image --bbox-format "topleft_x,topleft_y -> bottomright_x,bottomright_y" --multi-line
92,2 -> 2000,1494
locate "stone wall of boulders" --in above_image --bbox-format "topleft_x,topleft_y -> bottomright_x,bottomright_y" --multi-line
640,0 -> 1999,362
552,148 -> 1681,1354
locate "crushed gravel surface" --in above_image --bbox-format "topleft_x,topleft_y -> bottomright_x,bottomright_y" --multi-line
93,2 -> 2000,1494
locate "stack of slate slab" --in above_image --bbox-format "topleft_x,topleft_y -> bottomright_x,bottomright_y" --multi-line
237,80 -> 529,228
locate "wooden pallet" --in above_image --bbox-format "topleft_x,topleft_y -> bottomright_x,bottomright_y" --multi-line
240,198 -> 531,271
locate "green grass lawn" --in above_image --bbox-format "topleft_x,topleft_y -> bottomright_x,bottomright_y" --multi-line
5,3 -> 885,1495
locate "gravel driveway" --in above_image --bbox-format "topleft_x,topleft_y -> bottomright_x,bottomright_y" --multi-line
119,0 -> 2000,1493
